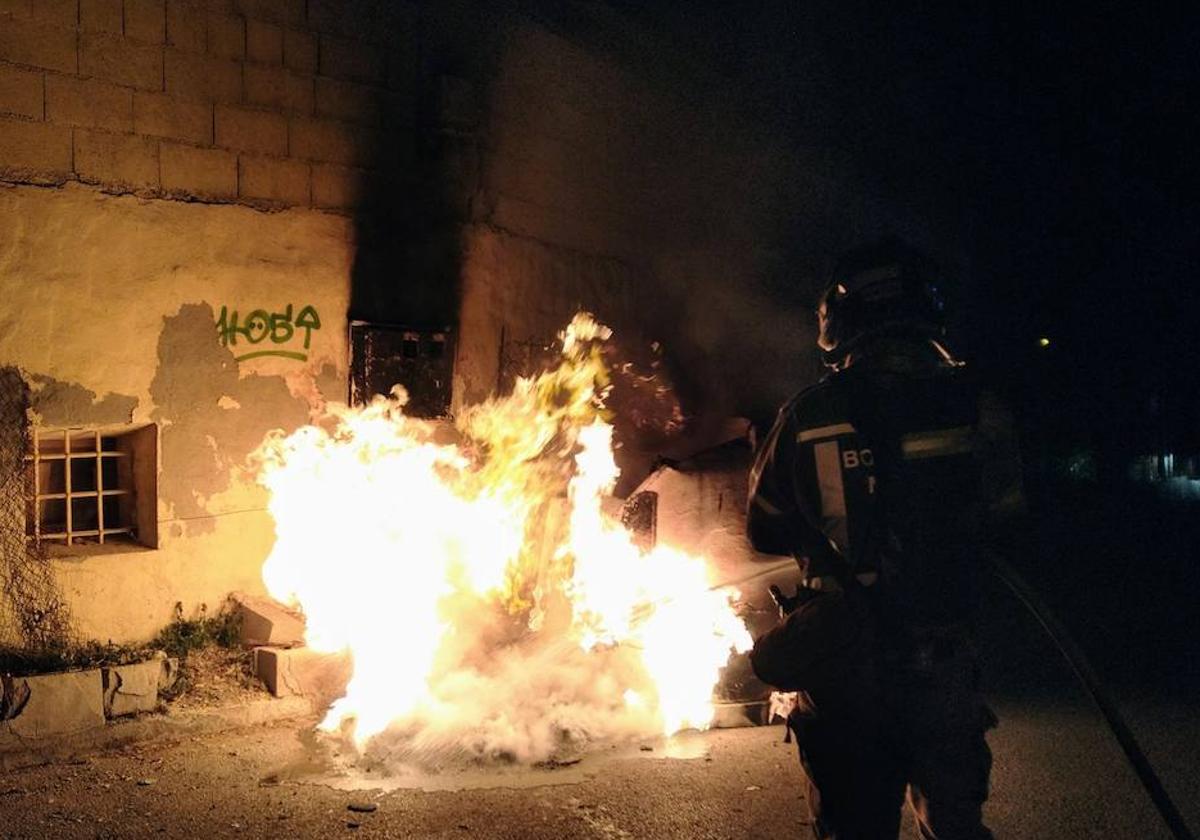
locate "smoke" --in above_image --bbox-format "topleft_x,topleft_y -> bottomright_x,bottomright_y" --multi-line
252,316 -> 751,768
356,637 -> 658,767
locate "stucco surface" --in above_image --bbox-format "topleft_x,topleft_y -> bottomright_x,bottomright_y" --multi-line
454,223 -> 640,411
0,183 -> 354,643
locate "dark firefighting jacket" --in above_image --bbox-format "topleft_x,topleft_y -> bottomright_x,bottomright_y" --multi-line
747,334 -> 1023,633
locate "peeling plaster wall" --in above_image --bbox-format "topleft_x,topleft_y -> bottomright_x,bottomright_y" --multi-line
0,183 -> 352,643
0,3 -> 942,648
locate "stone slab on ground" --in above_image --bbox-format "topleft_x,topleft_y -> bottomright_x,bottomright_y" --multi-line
103,653 -> 175,718
233,592 -> 306,648
0,668 -> 105,745
711,699 -> 770,729
0,694 -> 314,772
253,646 -> 351,704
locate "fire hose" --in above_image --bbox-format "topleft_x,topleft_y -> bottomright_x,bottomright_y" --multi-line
987,553 -> 1195,840
710,556 -> 1194,840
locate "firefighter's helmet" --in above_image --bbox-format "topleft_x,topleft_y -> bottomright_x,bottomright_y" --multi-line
817,239 -> 947,362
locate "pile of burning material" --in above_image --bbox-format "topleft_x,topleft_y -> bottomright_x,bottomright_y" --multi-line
251,314 -> 752,766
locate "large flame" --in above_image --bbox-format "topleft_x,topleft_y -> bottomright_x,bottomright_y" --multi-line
253,314 -> 751,762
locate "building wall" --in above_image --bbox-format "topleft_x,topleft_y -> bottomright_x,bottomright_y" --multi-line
0,0 -> 411,209
0,1 -> 902,645
0,184 -> 351,643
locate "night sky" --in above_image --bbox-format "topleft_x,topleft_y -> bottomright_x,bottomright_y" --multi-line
618,2 -> 1198,472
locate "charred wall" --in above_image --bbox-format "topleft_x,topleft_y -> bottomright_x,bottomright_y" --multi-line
0,0 -> 941,644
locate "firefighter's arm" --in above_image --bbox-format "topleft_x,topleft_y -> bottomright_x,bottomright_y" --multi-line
746,407 -> 800,557
749,591 -> 860,691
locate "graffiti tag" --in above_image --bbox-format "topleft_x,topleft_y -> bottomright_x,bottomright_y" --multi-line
216,304 -> 321,362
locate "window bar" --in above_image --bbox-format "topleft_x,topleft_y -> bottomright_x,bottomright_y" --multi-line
32,429 -> 41,544
63,430 -> 72,545
95,430 -> 104,545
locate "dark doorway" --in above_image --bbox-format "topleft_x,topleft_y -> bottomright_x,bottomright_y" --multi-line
348,322 -> 456,418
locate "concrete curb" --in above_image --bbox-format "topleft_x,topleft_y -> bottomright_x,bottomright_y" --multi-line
0,694 -> 315,773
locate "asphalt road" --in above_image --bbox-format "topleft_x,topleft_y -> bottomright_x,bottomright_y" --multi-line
0,689 -> 1196,839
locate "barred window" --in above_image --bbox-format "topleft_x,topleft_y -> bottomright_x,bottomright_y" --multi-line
26,425 -> 157,552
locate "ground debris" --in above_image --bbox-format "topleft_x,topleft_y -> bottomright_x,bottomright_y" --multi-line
533,757 -> 582,769
347,801 -> 377,813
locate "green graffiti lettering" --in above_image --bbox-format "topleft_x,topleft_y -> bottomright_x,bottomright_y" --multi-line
295,305 -> 321,350
215,303 -> 321,361
270,304 -> 295,344
216,306 -> 239,346
244,310 -> 270,344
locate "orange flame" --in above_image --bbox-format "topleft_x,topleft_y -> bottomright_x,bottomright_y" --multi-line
253,314 -> 751,760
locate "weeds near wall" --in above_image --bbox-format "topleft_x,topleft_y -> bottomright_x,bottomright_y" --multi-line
0,367 -> 74,660
151,601 -> 241,659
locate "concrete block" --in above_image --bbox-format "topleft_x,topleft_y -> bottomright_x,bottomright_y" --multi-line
435,75 -> 478,130
288,116 -> 363,164
234,0 -> 302,26
80,31 -> 165,90
0,669 -> 105,741
159,656 -> 181,693
134,90 -> 213,143
74,128 -> 160,189
79,0 -> 122,33
239,153 -> 308,205
30,0 -> 80,27
315,77 -> 380,125
244,63 -> 311,113
102,653 -> 170,718
246,19 -> 281,63
165,48 -> 242,102
253,646 -> 351,703
126,0 -> 167,43
0,16 -> 78,73
311,161 -> 362,209
0,116 -> 72,181
167,0 -> 207,51
160,140 -> 237,198
710,700 -> 769,729
282,27 -> 315,73
385,38 -> 417,95
233,592 -> 305,647
46,74 -> 133,131
206,13 -> 245,60
0,64 -> 44,120
215,104 -> 285,154
307,0 -> 396,42
318,34 -> 383,84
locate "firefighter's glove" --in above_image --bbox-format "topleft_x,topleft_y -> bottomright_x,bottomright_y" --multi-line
769,584 -> 811,619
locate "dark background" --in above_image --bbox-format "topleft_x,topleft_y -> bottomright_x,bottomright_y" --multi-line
609,1 -> 1199,696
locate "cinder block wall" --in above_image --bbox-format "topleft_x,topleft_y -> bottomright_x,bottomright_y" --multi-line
0,1 -> 910,644
0,0 -> 412,210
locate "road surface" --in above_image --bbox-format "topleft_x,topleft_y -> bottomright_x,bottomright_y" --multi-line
0,691 -> 1196,839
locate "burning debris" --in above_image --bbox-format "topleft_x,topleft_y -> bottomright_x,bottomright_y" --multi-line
251,314 -> 752,766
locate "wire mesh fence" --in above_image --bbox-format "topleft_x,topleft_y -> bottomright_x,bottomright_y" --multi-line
0,366 -> 73,658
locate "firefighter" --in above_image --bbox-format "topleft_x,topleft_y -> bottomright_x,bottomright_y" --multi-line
746,239 -> 1023,839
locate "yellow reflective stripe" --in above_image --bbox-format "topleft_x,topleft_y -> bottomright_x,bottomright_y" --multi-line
797,422 -> 857,443
752,494 -> 785,516
814,440 -> 848,548
900,426 -> 976,460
